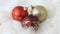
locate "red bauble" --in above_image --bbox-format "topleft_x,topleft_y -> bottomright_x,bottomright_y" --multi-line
12,6 -> 28,21
22,15 -> 39,28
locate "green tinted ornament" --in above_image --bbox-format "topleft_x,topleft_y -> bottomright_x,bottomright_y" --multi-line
31,6 -> 48,22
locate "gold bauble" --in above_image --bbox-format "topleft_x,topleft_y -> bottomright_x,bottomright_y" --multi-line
31,6 -> 48,22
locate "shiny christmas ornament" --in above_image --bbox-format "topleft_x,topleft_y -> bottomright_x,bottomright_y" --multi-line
31,5 -> 47,22
22,15 -> 39,31
12,6 -> 28,21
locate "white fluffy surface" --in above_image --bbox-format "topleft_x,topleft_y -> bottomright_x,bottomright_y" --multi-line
0,0 -> 60,34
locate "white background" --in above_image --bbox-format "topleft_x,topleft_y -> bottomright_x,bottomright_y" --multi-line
0,0 -> 60,34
